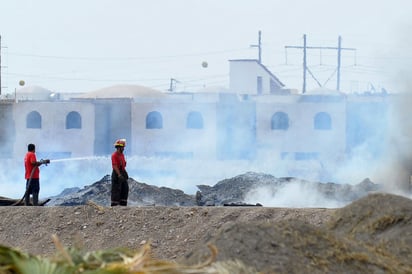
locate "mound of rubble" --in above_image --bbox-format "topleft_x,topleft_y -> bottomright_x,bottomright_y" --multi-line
48,172 -> 380,207
196,172 -> 379,206
48,175 -> 196,206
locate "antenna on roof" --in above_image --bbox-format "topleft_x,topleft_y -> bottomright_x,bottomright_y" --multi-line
250,30 -> 262,64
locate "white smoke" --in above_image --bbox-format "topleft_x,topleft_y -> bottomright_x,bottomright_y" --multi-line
244,179 -> 345,208
0,155 -> 334,201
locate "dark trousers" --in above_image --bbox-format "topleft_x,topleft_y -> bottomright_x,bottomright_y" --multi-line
25,178 -> 40,206
111,170 -> 129,206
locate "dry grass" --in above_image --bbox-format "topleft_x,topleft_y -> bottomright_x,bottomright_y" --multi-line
0,235 -> 258,274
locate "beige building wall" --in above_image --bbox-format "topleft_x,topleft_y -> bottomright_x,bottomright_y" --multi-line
13,101 -> 95,158
229,60 -> 283,95
8,88 -> 347,165
131,94 -> 217,159
255,94 -> 346,163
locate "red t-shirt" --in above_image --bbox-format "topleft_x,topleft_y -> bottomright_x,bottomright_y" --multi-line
24,151 -> 39,179
111,151 -> 126,171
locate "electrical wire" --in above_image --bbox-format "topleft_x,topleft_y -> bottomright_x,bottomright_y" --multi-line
7,47 -> 250,61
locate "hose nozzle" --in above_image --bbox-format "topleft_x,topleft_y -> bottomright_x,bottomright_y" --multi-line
40,159 -> 50,165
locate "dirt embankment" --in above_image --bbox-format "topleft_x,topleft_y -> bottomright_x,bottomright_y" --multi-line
0,205 -> 333,259
0,193 -> 411,273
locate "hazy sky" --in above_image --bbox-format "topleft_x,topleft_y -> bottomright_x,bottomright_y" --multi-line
1,0 -> 411,94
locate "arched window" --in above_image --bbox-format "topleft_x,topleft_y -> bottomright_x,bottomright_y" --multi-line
271,112 -> 289,130
314,112 -> 332,130
146,111 -> 163,129
66,111 -> 82,129
26,111 -> 41,129
186,111 -> 204,129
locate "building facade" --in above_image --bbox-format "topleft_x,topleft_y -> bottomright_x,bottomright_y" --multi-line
0,59 -> 391,180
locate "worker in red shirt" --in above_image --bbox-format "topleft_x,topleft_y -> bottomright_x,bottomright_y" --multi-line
24,144 -> 49,206
111,139 -> 129,206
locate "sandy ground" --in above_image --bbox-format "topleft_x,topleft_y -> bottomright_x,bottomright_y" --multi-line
0,205 -> 334,259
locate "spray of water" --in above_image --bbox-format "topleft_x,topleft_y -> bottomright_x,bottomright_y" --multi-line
51,156 -> 108,163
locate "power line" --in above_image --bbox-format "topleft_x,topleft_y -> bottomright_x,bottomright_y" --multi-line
6,48 -> 250,61
285,34 -> 356,93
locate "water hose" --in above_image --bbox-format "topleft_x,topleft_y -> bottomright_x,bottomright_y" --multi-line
12,159 -> 50,206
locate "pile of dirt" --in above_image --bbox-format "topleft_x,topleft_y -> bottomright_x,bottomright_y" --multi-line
183,192 -> 412,273
0,193 -> 411,273
329,192 -> 412,268
0,204 -> 333,262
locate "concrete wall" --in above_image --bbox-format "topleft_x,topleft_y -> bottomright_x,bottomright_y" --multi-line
229,60 -> 283,95
0,101 -> 15,158
2,92 -> 388,171
255,94 -> 346,163
131,96 -> 217,159
93,99 -> 132,156
12,101 -> 95,158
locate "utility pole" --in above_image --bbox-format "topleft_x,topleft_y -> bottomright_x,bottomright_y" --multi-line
303,34 -> 307,93
337,36 -> 342,91
0,35 -> 2,95
250,30 -> 262,64
0,35 -> 8,96
285,34 -> 356,93
168,78 -> 179,92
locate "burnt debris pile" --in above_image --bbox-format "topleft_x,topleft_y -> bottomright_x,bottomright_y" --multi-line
48,172 -> 380,207
48,175 -> 196,206
196,172 -> 379,206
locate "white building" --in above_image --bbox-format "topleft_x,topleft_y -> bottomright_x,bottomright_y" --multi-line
0,59 -> 390,180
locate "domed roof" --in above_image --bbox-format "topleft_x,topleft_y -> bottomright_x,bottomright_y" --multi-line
75,84 -> 166,99
18,85 -> 52,94
15,85 -> 53,101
